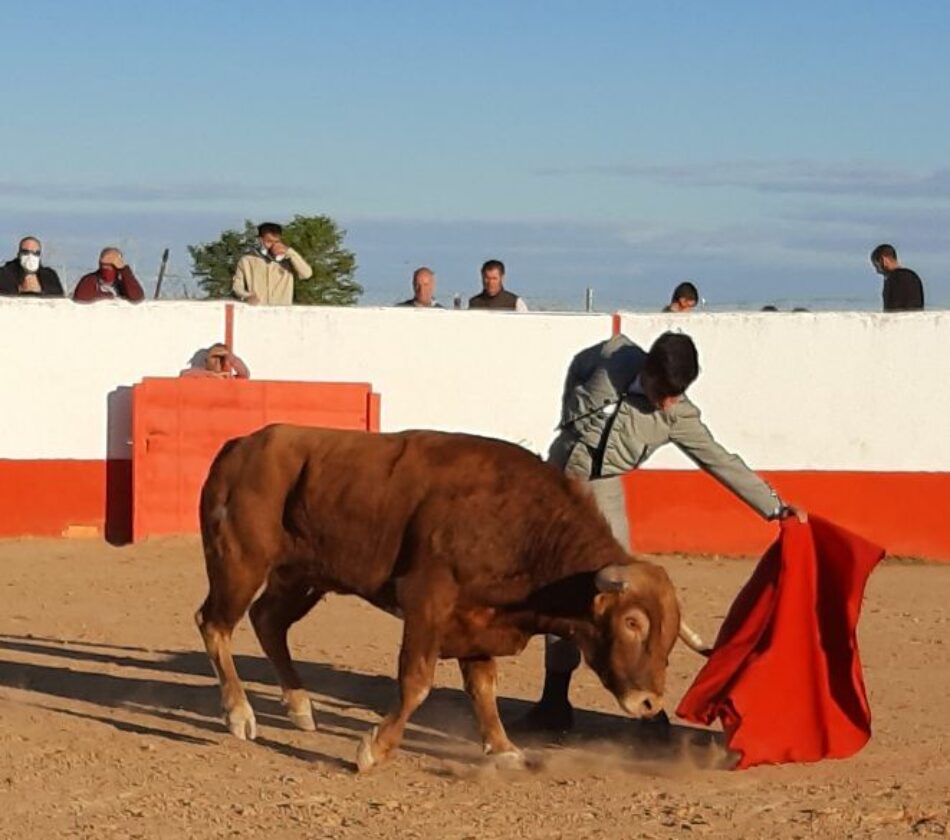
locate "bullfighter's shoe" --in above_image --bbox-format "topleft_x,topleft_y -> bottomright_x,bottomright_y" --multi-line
510,671 -> 575,734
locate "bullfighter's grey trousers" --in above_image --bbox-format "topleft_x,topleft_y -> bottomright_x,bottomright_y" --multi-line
545,475 -> 631,674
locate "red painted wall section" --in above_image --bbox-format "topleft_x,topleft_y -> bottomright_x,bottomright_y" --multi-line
132,378 -> 381,541
624,470 -> 950,559
0,459 -> 131,543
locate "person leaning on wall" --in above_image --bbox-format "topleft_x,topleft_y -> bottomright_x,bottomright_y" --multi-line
72,247 -> 145,303
180,343 -> 250,380
0,235 -> 64,297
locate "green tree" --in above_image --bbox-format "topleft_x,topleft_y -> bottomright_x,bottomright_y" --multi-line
188,214 -> 362,305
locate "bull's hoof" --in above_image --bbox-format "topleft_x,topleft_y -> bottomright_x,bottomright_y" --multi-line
226,702 -> 258,741
282,692 -> 316,732
288,709 -> 316,732
356,726 -> 380,773
489,749 -> 526,771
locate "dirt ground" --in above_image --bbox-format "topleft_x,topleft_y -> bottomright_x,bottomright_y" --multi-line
0,537 -> 947,839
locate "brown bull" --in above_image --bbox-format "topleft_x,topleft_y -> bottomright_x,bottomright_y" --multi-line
196,424 -> 693,771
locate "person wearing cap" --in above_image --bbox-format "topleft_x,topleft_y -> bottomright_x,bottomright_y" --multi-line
180,344 -> 250,379
72,247 -> 145,303
0,236 -> 65,297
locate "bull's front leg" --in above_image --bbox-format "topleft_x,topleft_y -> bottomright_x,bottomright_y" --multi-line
459,657 -> 524,768
356,594 -> 447,772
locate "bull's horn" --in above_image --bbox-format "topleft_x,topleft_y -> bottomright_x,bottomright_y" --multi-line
679,620 -> 712,657
594,564 -> 630,593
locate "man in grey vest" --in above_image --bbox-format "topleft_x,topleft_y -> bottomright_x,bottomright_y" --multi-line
468,259 -> 529,311
524,330 -> 804,732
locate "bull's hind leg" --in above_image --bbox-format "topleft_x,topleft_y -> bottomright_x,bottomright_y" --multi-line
249,576 -> 324,731
195,553 -> 270,741
459,657 -> 524,768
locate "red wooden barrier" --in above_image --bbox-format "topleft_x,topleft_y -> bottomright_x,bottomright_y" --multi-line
131,378 -> 380,540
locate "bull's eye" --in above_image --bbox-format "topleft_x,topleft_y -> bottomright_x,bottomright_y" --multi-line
624,616 -> 642,635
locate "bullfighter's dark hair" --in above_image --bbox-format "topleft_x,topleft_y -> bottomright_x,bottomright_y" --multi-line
642,332 -> 699,399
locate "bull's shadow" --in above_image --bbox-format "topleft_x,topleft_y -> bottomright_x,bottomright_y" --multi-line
0,633 -> 723,770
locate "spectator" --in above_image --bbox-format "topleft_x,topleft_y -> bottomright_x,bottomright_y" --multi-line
72,247 -> 145,303
0,236 -> 64,297
662,281 -> 699,312
232,222 -> 313,305
468,259 -> 528,311
397,266 -> 443,308
761,305 -> 779,312
180,343 -> 250,379
870,244 -> 925,311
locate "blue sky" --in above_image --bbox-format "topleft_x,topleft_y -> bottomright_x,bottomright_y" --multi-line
2,0 -> 948,309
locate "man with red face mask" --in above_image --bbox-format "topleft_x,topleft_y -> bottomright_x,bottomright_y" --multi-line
72,247 -> 145,303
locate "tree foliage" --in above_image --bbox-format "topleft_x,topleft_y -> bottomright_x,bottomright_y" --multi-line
188,215 -> 362,305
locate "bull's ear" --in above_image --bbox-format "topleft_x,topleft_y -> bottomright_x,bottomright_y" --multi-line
592,592 -> 614,620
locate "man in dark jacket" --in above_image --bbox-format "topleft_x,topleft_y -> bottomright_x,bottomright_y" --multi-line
0,236 -> 64,297
72,247 -> 145,303
468,259 -> 529,311
870,243 -> 924,311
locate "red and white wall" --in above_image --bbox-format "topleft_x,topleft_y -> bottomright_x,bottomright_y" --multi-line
1,298 -> 946,559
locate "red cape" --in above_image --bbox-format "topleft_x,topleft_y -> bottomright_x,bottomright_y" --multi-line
676,516 -> 884,769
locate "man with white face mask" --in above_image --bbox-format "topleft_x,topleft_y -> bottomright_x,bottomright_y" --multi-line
231,222 -> 313,305
0,236 -> 65,297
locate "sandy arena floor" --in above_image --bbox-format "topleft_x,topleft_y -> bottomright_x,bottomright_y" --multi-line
0,537 -> 947,839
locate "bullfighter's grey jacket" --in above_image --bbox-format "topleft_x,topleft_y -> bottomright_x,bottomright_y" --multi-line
548,334 -> 783,519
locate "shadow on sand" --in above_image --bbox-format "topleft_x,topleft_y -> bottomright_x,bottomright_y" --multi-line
0,633 -> 725,772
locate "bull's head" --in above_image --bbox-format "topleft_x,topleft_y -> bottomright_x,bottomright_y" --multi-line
579,562 -> 709,719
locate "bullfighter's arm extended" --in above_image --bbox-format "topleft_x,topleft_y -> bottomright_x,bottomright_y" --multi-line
669,399 -> 783,520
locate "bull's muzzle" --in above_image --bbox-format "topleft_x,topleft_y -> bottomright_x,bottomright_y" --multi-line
620,690 -> 664,719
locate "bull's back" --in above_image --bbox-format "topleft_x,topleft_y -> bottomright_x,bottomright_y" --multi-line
201,424 -> 603,602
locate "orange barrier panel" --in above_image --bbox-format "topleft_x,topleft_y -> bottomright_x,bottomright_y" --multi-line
624,469 -> 950,560
132,378 -> 380,541
0,459 -> 131,541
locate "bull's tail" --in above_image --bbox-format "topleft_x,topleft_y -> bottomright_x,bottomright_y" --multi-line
198,436 -> 244,554
197,427 -> 307,627
195,437 -> 271,635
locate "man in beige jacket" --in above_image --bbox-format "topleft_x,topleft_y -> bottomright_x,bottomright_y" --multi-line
232,222 -> 313,305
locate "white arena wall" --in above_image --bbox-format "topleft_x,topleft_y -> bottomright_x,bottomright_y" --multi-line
0,299 -> 946,558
